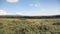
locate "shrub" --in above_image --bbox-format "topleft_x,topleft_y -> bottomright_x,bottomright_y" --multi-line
0,23 -> 3,29
39,25 -> 49,31
53,22 -> 60,25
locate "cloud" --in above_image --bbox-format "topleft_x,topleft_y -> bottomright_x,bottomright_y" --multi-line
0,10 -> 7,15
29,4 -> 33,7
0,10 -> 14,15
15,12 -> 23,15
29,2 -> 40,7
39,9 -> 60,16
6,0 -> 19,3
0,9 -> 60,16
0,10 -> 23,15
34,3 -> 40,7
19,9 -> 60,16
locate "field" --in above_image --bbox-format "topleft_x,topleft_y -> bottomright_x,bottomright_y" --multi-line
0,18 -> 60,34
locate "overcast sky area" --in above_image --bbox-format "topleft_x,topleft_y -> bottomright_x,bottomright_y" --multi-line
0,0 -> 60,16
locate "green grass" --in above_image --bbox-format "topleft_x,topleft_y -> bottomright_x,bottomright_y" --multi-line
0,18 -> 60,34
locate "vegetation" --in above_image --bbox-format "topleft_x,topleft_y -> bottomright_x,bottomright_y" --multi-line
0,17 -> 60,34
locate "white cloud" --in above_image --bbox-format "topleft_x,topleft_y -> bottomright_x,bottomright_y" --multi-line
0,10 -> 7,15
29,2 -> 40,7
6,0 -> 19,3
34,3 -> 40,7
0,10 -> 15,15
29,4 -> 33,7
15,12 -> 23,15
39,9 -> 60,16
0,9 -> 60,16
19,9 -> 60,16
0,10 -> 23,15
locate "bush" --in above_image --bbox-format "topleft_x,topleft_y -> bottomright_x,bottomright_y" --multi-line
0,23 -> 3,29
39,25 -> 49,31
53,22 -> 60,25
50,32 -> 60,34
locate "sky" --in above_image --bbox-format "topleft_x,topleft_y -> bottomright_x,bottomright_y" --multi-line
0,0 -> 60,16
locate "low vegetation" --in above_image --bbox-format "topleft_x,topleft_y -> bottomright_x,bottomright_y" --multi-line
0,18 -> 60,34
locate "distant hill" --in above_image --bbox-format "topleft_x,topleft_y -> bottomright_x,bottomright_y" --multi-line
0,15 -> 60,19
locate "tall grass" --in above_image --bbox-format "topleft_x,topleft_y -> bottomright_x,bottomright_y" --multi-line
0,18 -> 60,34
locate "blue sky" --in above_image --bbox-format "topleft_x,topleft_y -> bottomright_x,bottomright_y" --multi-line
0,0 -> 60,16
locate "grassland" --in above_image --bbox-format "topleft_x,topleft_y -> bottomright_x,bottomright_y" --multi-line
0,18 -> 60,34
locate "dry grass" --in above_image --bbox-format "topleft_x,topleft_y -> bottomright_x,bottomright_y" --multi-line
0,18 -> 60,34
